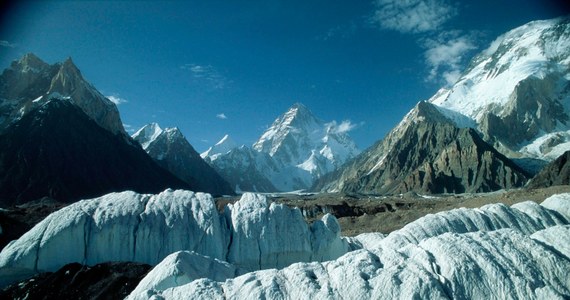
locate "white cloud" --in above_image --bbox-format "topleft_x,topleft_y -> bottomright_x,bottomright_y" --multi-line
123,123 -> 135,133
0,40 -> 16,48
181,63 -> 229,89
326,120 -> 359,134
370,0 -> 457,34
216,113 -> 227,120
107,95 -> 128,105
422,32 -> 477,86
319,22 -> 358,41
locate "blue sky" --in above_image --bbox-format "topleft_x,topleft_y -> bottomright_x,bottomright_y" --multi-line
1,0 -> 569,152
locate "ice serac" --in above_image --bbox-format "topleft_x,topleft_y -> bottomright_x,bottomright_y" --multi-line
132,123 -> 234,196
0,53 -> 126,136
0,100 -> 189,206
429,17 -> 570,161
203,103 -> 360,192
0,190 -> 348,286
0,190 -> 227,273
225,193 -> 348,271
316,101 -> 529,194
130,194 -> 570,300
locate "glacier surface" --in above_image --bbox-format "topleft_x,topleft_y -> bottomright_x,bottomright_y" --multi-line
128,194 -> 570,300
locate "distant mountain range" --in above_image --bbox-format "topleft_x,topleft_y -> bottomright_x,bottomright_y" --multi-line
0,17 -> 568,201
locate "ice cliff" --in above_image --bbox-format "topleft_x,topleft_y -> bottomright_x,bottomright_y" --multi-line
0,190 -> 348,277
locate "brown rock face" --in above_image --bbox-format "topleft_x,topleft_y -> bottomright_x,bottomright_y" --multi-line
479,74 -> 569,155
318,102 -> 529,195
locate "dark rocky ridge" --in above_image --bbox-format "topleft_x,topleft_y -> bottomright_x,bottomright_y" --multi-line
0,99 -> 189,207
527,150 -> 570,188
0,262 -> 151,300
0,197 -> 65,251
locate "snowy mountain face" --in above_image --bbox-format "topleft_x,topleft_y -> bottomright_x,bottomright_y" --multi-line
0,190 -> 349,286
203,145 -> 280,193
203,103 -> 360,192
200,134 -> 237,160
123,193 -> 570,299
132,123 -> 235,196
0,53 -> 126,136
253,103 -> 359,171
429,17 -> 570,161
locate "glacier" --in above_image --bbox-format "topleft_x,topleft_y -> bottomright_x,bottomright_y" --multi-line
0,190 -> 348,284
1,190 -> 570,299
127,194 -> 570,300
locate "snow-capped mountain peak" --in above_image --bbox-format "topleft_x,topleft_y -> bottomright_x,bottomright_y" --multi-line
17,53 -> 50,73
200,134 -> 238,159
430,18 -> 570,121
0,54 -> 127,136
428,17 -> 570,160
132,123 -> 163,149
204,103 -> 360,192
252,102 -> 323,158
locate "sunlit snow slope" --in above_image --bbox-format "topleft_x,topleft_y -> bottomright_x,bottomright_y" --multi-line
429,17 -> 570,160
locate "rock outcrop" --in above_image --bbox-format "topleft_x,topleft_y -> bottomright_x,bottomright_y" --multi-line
527,150 -> 570,188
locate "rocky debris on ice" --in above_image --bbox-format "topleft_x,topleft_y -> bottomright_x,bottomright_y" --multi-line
0,190 -> 348,286
129,193 -> 570,299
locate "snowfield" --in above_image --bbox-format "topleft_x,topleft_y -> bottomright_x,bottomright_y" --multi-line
0,191 -> 569,299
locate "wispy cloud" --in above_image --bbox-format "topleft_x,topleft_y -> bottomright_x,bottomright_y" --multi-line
370,0 -> 456,34
216,113 -> 227,120
106,94 -> 128,105
181,63 -> 229,89
0,40 -> 16,48
326,120 -> 360,134
123,123 -> 135,133
318,22 -> 358,41
422,31 -> 478,86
